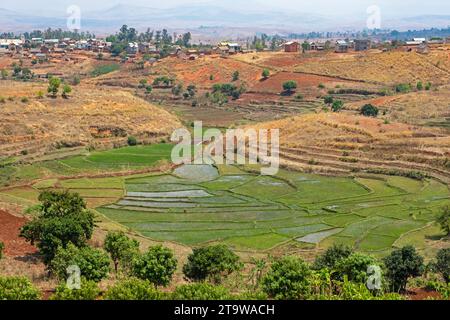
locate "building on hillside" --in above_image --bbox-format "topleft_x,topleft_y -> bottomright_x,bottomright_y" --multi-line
354,39 -> 371,51
127,42 -> 139,54
335,40 -> 349,53
310,41 -> 326,51
417,43 -> 430,54
284,41 -> 300,52
405,38 -> 426,46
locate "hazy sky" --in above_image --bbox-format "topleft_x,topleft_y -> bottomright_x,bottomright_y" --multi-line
3,0 -> 449,17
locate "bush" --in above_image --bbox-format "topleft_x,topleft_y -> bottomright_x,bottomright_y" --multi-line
416,81 -> 423,91
323,96 -> 333,104
435,248 -> 450,283
0,276 -> 41,300
318,83 -> 325,89
232,71 -> 239,81
313,244 -> 353,270
62,84 -> 72,98
425,82 -> 432,90
331,100 -> 344,112
294,94 -> 304,100
383,245 -> 424,292
132,245 -> 177,288
104,231 -> 139,273
47,77 -> 61,97
138,79 -> 148,88
21,97 -> 29,103
360,104 -> 379,117
262,69 -> 270,79
127,136 -> 138,146
172,283 -> 231,300
262,256 -> 311,300
50,279 -> 99,300
183,245 -> 241,283
20,191 -> 95,263
145,85 -> 153,94
50,243 -> 111,282
104,278 -> 162,300
90,64 -> 120,77
395,83 -> 411,93
282,80 -> 297,94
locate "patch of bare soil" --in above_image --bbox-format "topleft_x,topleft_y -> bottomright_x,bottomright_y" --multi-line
406,288 -> 442,300
0,209 -> 36,257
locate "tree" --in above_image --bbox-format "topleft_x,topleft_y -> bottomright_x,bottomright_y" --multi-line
183,245 -> 242,283
416,81 -> 423,90
62,84 -> 72,99
334,253 -> 377,283
138,79 -> 147,88
145,85 -> 153,94
232,71 -> 239,82
47,77 -> 61,97
171,83 -> 183,96
50,278 -> 99,300
436,206 -> 450,236
104,278 -> 162,300
331,100 -> 344,112
187,84 -> 197,98
383,245 -> 424,292
262,256 -> 311,300
0,276 -> 41,300
282,80 -> 297,94
425,82 -> 432,90
172,283 -> 231,300
360,104 -> 379,117
262,69 -> 270,79
435,248 -> 450,283
313,244 -> 353,270
20,191 -> 95,263
127,136 -> 137,146
0,241 -> 4,260
50,243 -> 110,282
132,245 -> 177,288
104,231 -> 139,273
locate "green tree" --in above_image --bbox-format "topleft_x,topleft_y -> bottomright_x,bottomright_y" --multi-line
47,77 -> 61,97
132,245 -> 177,288
435,248 -> 450,283
331,100 -> 344,112
172,283 -> 231,300
262,256 -> 311,300
313,244 -> 353,270
416,81 -> 423,90
127,136 -> 137,146
187,84 -> 197,98
138,79 -> 147,88
383,245 -> 424,292
282,80 -> 297,94
262,69 -> 270,79
0,276 -> 41,300
62,84 -> 72,98
425,82 -> 432,90
334,253 -> 376,283
50,278 -> 99,300
360,104 -> 379,117
20,191 -> 95,263
172,84 -> 183,96
436,206 -> 450,236
104,278 -> 162,300
104,231 -> 139,273
145,85 -> 153,94
183,245 -> 242,283
0,241 -> 4,260
232,71 -> 240,81
50,243 -> 110,282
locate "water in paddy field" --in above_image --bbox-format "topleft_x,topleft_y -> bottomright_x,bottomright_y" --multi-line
173,164 -> 219,182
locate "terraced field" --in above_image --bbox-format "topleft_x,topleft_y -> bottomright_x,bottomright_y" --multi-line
89,164 -> 450,253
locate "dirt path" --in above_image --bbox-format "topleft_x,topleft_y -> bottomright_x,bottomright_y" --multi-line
0,210 -> 36,257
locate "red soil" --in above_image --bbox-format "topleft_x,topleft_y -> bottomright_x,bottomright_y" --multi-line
407,288 -> 442,300
0,210 -> 36,257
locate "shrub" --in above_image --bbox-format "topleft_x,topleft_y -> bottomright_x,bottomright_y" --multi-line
127,136 -> 138,146
171,83 -> 183,96
36,91 -> 44,99
47,77 -> 61,97
62,84 -> 72,98
395,83 -> 411,93
0,96 -> 5,103
282,80 -> 297,94
425,82 -> 432,90
172,283 -> 231,300
416,81 -> 423,91
50,243 -> 110,282
138,79 -> 148,88
331,100 -> 344,112
323,96 -> 333,104
145,85 -> 153,94
21,97 -> 29,103
0,276 -> 41,300
104,278 -> 161,300
262,69 -> 270,79
294,94 -> 304,100
183,245 -> 242,283
262,256 -> 311,300
90,64 -> 120,77
383,245 -> 424,292
360,104 -> 379,117
435,248 -> 450,283
132,245 -> 177,288
232,70 -> 239,81
313,244 -> 353,270
104,231 -> 139,273
318,83 -> 325,89
20,191 -> 95,263
50,279 -> 99,300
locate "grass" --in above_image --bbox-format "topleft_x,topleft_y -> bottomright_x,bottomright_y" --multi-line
90,63 -> 120,77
